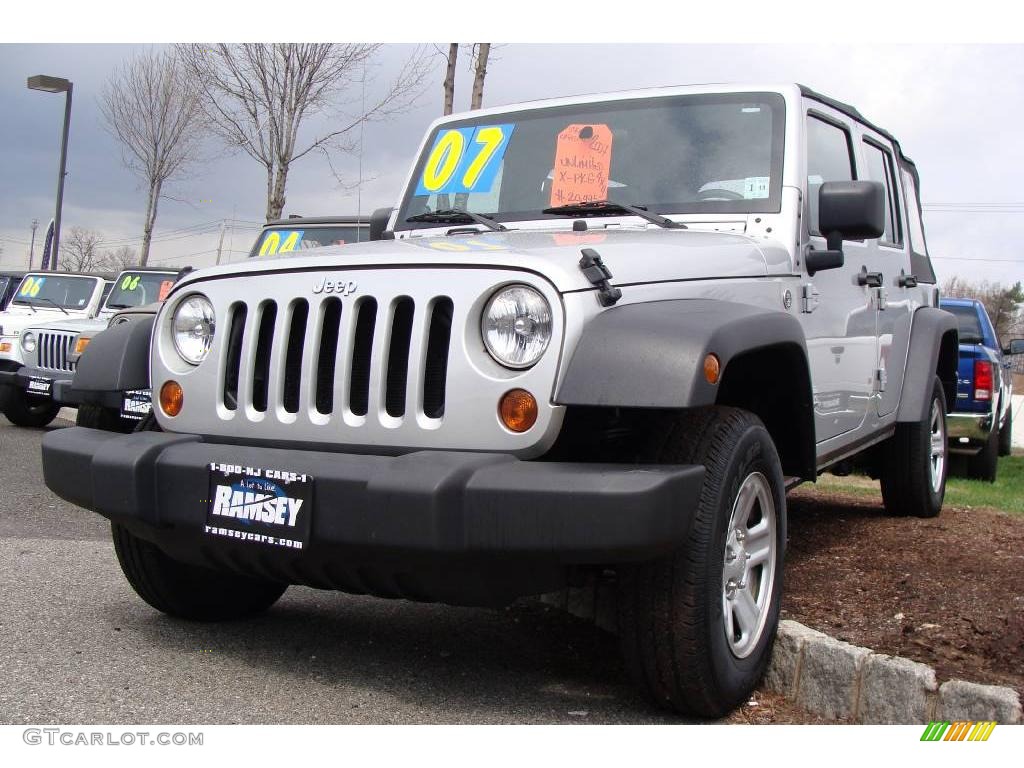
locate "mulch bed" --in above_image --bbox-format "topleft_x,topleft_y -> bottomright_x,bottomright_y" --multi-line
783,487 -> 1024,698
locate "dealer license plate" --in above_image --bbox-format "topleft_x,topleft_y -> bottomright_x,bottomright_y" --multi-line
205,462 -> 313,550
27,376 -> 52,395
121,388 -> 152,420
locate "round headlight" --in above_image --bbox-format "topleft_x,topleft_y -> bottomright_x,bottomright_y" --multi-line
172,294 -> 216,365
21,332 -> 36,353
482,285 -> 552,369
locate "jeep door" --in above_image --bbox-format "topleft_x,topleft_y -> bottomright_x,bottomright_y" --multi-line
801,108 -> 877,442
855,132 -> 914,419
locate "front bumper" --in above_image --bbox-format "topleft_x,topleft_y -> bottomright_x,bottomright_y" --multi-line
42,428 -> 705,604
947,411 -> 993,453
0,365 -> 75,402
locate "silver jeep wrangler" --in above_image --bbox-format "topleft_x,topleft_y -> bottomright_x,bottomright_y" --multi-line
43,83 -> 958,717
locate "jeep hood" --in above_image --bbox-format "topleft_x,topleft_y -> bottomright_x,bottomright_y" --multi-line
0,307 -> 93,335
176,228 -> 792,294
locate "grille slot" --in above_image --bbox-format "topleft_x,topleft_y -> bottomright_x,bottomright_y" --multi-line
223,304 -> 247,410
282,300 -> 309,414
423,298 -> 453,419
37,332 -> 75,372
348,298 -> 377,417
385,297 -> 414,417
314,298 -> 342,415
252,302 -> 277,413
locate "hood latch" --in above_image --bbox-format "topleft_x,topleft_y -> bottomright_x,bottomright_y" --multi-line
578,248 -> 622,307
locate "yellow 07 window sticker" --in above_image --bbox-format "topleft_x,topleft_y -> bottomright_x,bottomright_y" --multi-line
414,124 -> 515,197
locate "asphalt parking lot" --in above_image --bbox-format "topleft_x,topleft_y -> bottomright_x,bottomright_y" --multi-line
1,416 -> 697,725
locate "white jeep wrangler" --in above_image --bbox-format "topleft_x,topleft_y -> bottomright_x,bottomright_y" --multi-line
43,83 -> 957,717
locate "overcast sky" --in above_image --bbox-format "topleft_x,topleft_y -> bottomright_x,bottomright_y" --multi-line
1,43 -> 1022,284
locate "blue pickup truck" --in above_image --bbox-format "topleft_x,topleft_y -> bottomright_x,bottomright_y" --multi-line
939,297 -> 1023,480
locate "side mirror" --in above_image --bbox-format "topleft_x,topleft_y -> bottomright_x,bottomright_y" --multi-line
369,207 -> 394,242
808,181 -> 886,276
1005,339 -> 1024,356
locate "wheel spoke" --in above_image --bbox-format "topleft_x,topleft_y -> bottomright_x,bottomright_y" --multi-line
732,480 -> 758,528
744,522 -> 772,566
733,586 -> 760,636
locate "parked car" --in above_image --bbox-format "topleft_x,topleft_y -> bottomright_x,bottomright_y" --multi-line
248,215 -> 370,258
67,216 -> 379,432
0,270 -> 27,311
43,84 -> 958,717
0,271 -> 112,426
939,297 -> 1023,480
2,268 -> 182,430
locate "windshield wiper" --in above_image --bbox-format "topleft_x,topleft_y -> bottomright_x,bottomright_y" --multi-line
32,297 -> 69,315
542,201 -> 686,229
406,208 -> 507,232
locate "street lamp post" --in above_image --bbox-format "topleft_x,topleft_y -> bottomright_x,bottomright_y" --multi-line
28,219 -> 39,269
27,75 -> 73,271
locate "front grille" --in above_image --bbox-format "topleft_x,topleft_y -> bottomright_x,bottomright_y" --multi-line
37,331 -> 75,372
220,294 -> 453,421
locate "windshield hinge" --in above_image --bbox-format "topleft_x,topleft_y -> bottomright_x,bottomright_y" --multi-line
578,248 -> 622,307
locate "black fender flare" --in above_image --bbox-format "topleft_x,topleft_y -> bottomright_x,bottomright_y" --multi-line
555,299 -> 809,409
896,307 -> 959,423
72,316 -> 154,395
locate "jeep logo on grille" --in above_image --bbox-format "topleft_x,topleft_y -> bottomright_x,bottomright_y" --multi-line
312,278 -> 358,296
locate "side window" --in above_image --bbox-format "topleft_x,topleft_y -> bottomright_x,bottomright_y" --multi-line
900,167 -> 927,256
806,115 -> 855,235
862,140 -> 902,246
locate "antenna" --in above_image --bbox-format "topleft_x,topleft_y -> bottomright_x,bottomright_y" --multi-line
357,61 -> 366,240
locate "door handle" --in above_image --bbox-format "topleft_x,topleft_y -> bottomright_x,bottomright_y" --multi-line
897,271 -> 918,288
857,268 -> 883,288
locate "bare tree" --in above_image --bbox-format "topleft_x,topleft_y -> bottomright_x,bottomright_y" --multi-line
100,49 -> 206,267
59,228 -> 104,272
178,44 -> 433,222
441,44 -> 459,115
102,246 -> 139,272
469,44 -> 491,110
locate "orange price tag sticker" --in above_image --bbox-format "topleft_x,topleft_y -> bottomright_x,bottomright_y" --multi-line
549,124 -> 614,207
158,280 -> 174,301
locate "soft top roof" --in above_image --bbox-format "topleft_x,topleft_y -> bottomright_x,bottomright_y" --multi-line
23,271 -> 113,280
798,84 -> 917,170
265,216 -> 369,227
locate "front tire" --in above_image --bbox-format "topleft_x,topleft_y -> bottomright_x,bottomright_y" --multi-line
76,403 -> 135,433
111,523 -> 287,621
880,376 -> 947,517
2,391 -> 61,428
617,407 -> 786,718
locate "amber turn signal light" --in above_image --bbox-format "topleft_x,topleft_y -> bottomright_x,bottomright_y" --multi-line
74,337 -> 91,356
159,380 -> 184,417
0,342 -> 10,353
499,389 -> 538,433
703,353 -> 721,385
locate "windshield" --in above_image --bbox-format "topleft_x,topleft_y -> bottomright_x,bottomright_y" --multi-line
397,92 -> 785,230
945,304 -> 985,345
0,276 -> 11,307
249,225 -> 367,258
11,274 -> 98,309
104,272 -> 177,309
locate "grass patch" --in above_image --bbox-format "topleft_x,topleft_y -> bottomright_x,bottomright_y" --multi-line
807,455 -> 1024,516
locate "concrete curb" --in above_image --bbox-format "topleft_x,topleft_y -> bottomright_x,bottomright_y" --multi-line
537,585 -> 1023,724
765,620 -> 1022,724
